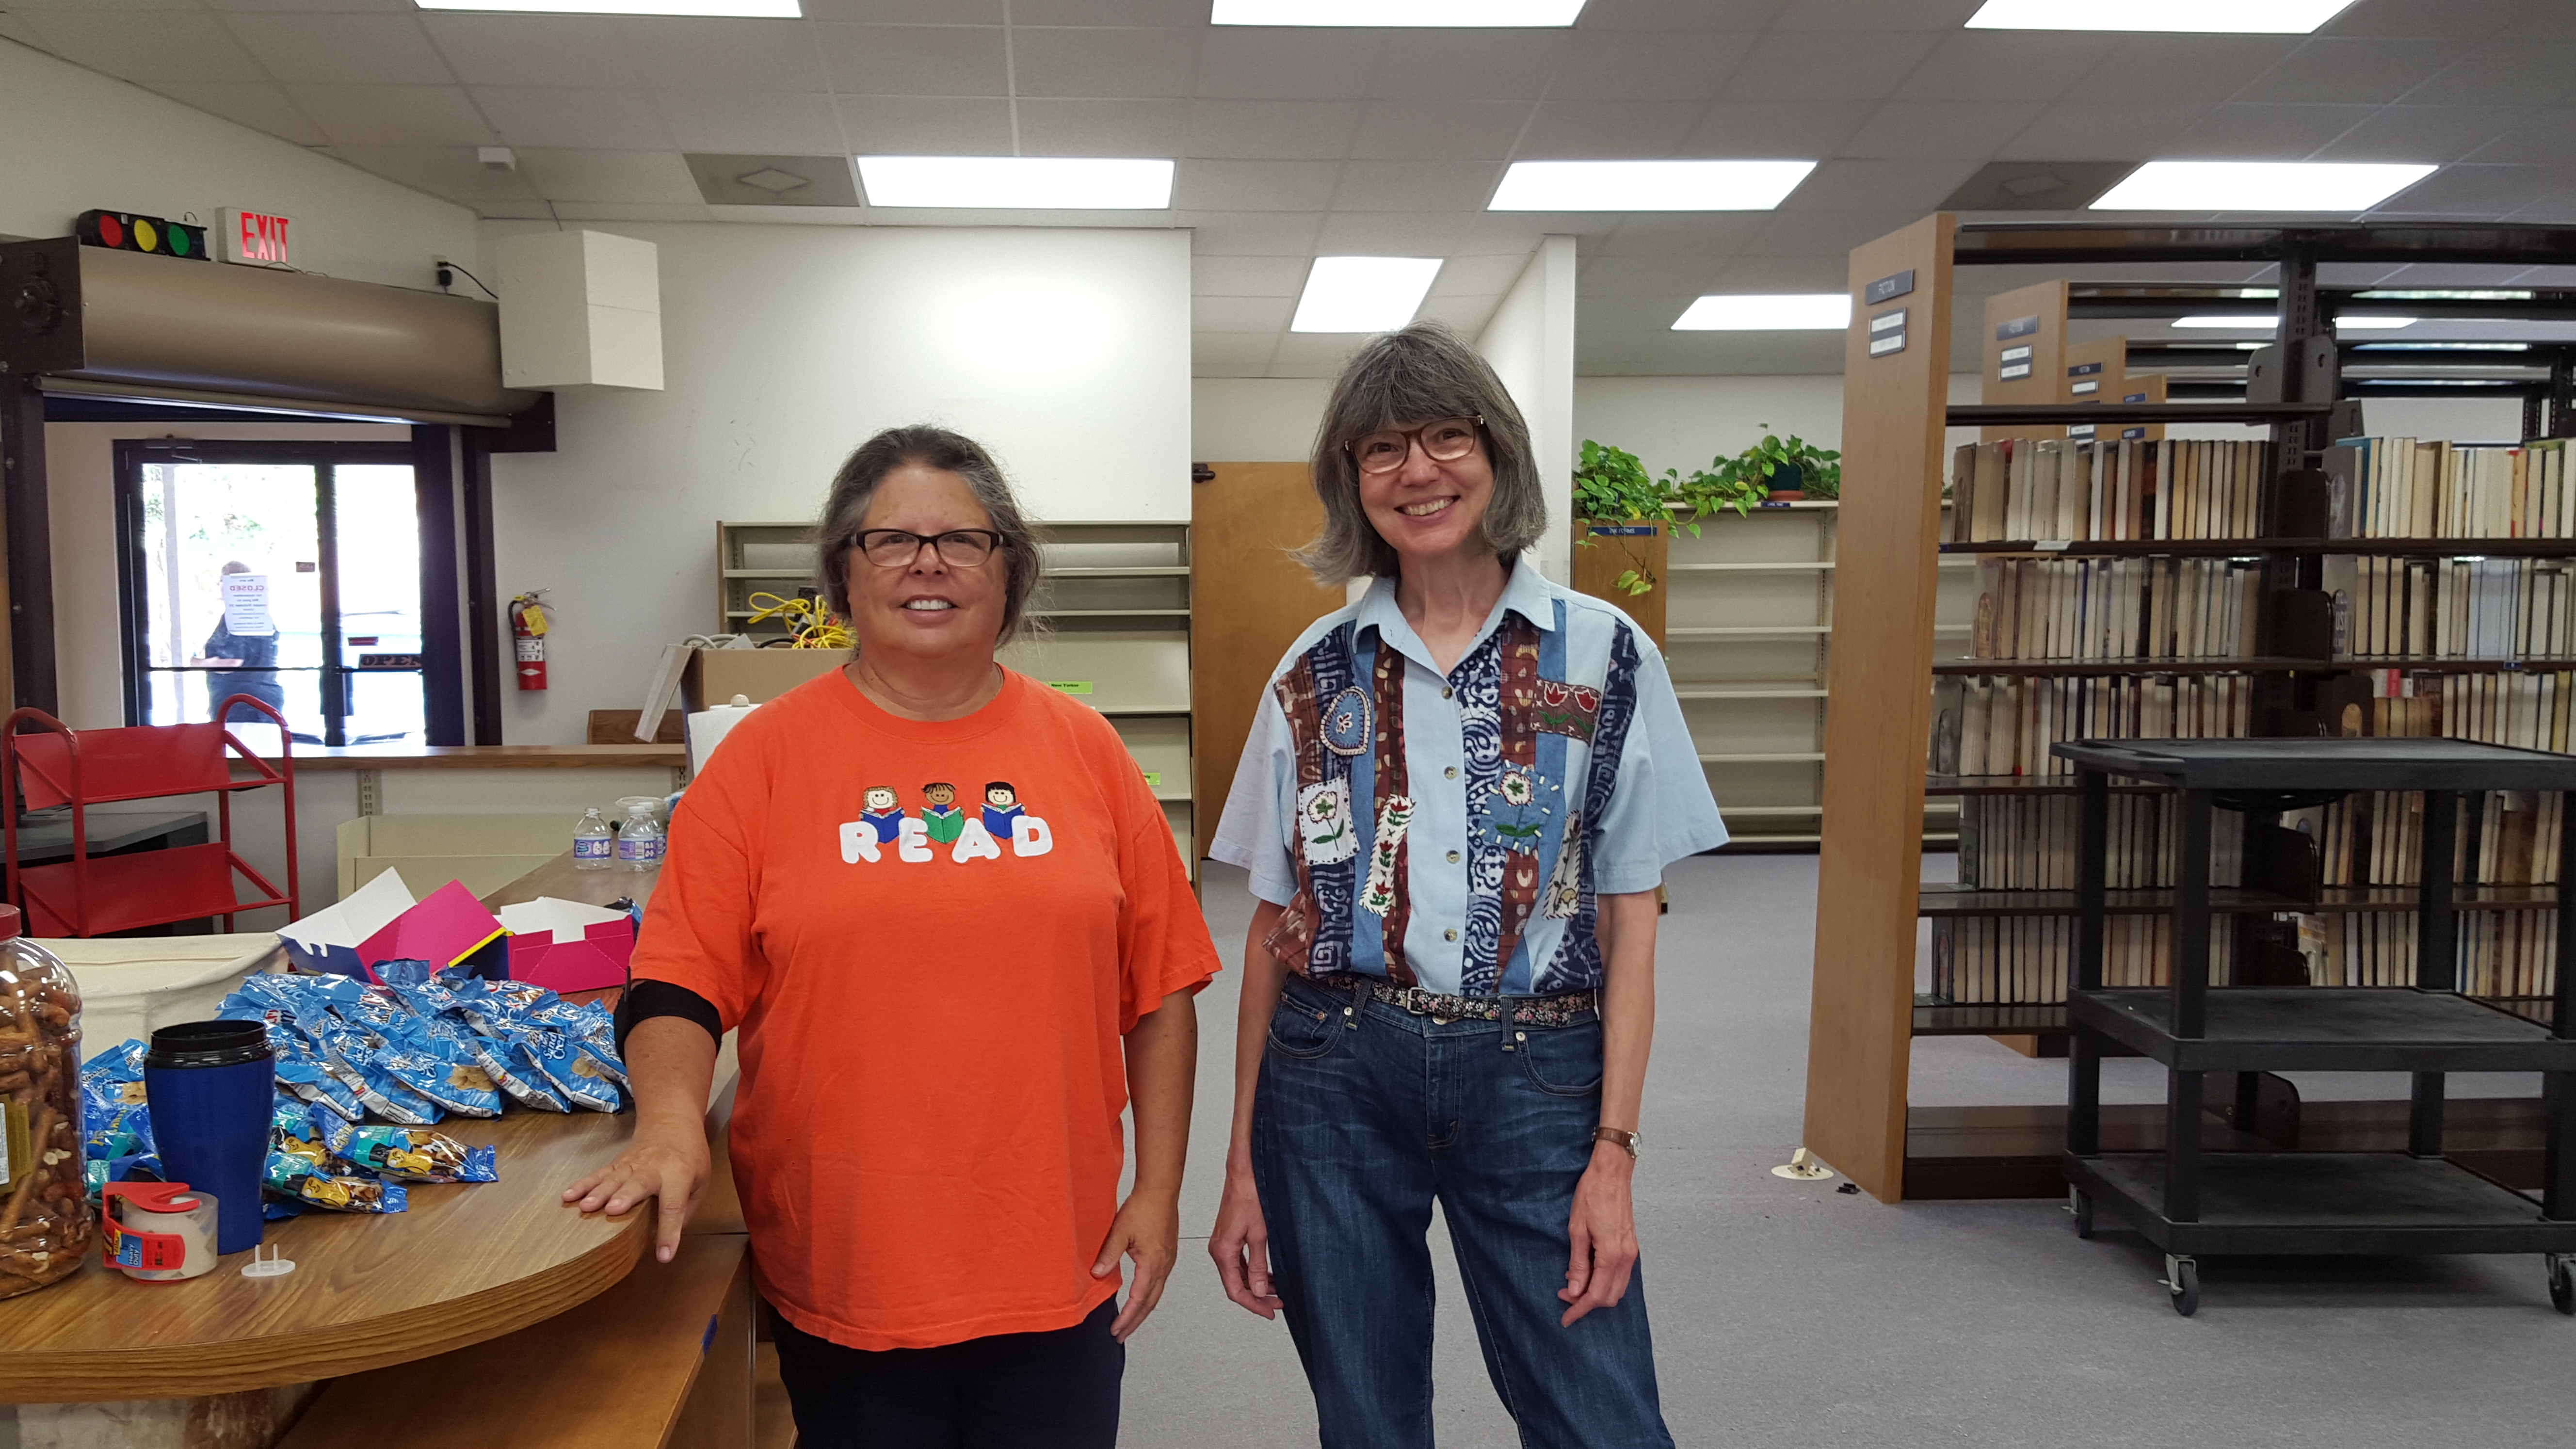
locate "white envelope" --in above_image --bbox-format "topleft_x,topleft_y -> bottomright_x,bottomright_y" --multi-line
497,896 -> 630,946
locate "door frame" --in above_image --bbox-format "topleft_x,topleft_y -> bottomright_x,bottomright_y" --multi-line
110,438 -> 457,745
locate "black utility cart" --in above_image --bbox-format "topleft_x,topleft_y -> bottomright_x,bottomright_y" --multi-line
2056,737 -> 2576,1316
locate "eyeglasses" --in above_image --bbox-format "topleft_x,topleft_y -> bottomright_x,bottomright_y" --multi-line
1346,416 -> 1484,475
854,529 -> 1003,569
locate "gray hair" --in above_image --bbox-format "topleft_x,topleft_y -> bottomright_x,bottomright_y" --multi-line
1297,322 -> 1548,583
815,425 -> 1044,648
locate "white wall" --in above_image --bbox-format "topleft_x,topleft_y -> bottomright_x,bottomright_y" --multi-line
0,39 -> 476,289
1575,375 -> 1850,481
479,222 -> 1192,741
1479,237 -> 1577,582
1192,378 -> 1332,463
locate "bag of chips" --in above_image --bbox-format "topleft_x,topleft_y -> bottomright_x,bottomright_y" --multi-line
374,1040 -> 503,1118
264,1148 -> 408,1213
339,1126 -> 498,1183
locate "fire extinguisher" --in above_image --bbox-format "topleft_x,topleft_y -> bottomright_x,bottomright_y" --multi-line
510,591 -> 550,692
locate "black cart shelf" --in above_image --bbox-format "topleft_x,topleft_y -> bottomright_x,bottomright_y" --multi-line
2053,737 -> 2576,1316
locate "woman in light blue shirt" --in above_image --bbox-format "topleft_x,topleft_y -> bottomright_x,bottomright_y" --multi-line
1208,323 -> 1726,1449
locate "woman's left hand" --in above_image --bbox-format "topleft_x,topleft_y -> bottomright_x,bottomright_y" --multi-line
1094,1190 -> 1181,1342
1559,1142 -> 1639,1326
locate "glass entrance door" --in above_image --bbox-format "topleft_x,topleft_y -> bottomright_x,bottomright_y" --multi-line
123,445 -> 426,747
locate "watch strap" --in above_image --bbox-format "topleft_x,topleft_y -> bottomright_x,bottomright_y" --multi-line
1592,1126 -> 1640,1159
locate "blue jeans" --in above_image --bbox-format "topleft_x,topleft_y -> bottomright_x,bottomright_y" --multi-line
1252,972 -> 1674,1449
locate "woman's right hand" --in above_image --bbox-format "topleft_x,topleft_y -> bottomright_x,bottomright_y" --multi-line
1209,1159 -> 1282,1319
563,1124 -> 709,1264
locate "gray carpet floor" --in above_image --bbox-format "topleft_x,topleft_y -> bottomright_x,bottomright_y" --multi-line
1121,855 -> 2573,1449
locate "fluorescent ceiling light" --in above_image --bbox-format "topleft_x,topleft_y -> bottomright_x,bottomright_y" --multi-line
414,0 -> 799,14
1291,257 -> 1442,334
855,157 -> 1173,209
1672,294 -> 1851,331
1964,0 -> 2354,32
1490,160 -> 1814,212
1212,0 -> 1585,23
2092,161 -> 2435,212
2172,314 -> 2417,329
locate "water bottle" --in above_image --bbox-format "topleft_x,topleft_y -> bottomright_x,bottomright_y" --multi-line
617,804 -> 663,871
573,807 -> 613,871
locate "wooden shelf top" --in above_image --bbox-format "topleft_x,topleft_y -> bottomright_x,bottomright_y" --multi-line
1943,538 -> 2576,558
1946,401 -> 2331,426
1932,656 -> 2325,676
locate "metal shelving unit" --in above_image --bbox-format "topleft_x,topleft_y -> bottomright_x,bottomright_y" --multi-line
2056,737 -> 2576,1316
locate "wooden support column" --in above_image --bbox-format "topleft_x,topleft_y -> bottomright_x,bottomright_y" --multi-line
1802,213 -> 1954,1203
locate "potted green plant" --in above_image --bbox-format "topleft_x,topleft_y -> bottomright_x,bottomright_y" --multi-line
1572,440 -> 1673,598
1700,425 -> 1841,504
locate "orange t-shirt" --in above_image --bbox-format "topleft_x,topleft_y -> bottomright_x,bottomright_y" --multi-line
630,668 -> 1219,1350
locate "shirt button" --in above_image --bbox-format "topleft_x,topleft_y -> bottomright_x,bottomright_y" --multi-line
1441,686 -> 1454,700
1445,766 -> 1458,780
1444,928 -> 1459,942
1447,850 -> 1461,863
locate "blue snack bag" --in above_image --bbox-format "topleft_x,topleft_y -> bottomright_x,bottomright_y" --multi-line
375,1040 -> 503,1118
339,1125 -> 499,1183
508,1028 -> 621,1113
263,1148 -> 408,1213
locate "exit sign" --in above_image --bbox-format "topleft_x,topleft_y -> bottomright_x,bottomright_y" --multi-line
219,209 -> 293,266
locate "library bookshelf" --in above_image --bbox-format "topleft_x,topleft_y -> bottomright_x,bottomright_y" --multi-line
1804,215 -> 2576,1205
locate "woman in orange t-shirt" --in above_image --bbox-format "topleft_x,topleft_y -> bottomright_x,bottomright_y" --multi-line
564,426 -> 1220,1449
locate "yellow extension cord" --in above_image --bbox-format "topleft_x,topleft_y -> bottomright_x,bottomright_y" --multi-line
743,592 -> 853,650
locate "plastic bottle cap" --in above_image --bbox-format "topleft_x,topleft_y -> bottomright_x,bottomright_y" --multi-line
0,903 -> 19,941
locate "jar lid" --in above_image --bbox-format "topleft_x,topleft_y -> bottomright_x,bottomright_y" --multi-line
146,1019 -> 271,1069
0,903 -> 18,941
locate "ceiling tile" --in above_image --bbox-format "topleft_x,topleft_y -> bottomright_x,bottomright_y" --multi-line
804,0 -> 1001,18
1579,0 -> 1795,30
222,13 -> 454,85
2066,36 -> 2303,105
1330,161 -> 1496,213
1366,31 -> 1566,102
1894,32 -> 2121,103
1268,332 -> 1371,379
1839,101 -> 2047,161
1578,254 -> 1725,298
321,144 -> 539,203
1014,98 -> 1190,155
1682,99 -> 1874,157
1721,31 -> 1943,103
653,90 -> 845,155
1739,208 -> 1923,258
1183,99 -> 1364,160
0,14 -> 45,49
1186,211 -> 1326,255
516,147 -> 704,205
1787,157 -> 1980,212
1010,26 -> 1201,99
548,201 -> 719,223
1514,102 -> 1705,160
1191,332 -> 1280,378
816,24 -> 1007,97
1429,253 -> 1535,295
1349,102 -> 1531,162
2164,103 -> 2380,159
1014,0 -> 1204,21
1192,255 -> 1307,296
1772,0 -> 1981,31
19,12 -> 268,83
418,16 -> 641,88
618,18 -> 831,92
199,0 -> 409,12
2465,109 -> 2576,165
284,83 -> 491,146
2404,44 -> 2576,107
831,95 -> 1014,154
153,81 -> 330,147
2322,0 -> 2548,40
1589,212 -> 1766,258
1551,29 -> 1755,101
2315,107 -> 2521,163
2235,36 -> 2474,105
472,87 -> 671,151
1177,160 -> 1344,212
1992,102 -> 2216,162
1193,295 -> 1294,332
1313,209 -> 1476,254
1194,30 -> 1383,102
2367,164 -> 2573,217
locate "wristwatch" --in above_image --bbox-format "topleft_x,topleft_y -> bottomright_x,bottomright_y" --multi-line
1592,1126 -> 1641,1159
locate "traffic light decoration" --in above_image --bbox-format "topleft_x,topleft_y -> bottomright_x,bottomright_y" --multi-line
75,209 -> 208,261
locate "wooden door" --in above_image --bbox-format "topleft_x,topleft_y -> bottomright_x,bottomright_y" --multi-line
1191,463 -> 1345,853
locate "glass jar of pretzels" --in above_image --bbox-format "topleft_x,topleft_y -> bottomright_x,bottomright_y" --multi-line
0,904 -> 90,1299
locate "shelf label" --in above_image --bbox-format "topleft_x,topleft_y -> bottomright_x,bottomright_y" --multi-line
2068,361 -> 2103,378
1864,269 -> 1915,305
1998,344 -> 2033,364
1587,524 -> 1658,536
1996,314 -> 2040,341
1998,362 -> 2032,380
1868,329 -> 1906,357
2034,541 -> 2071,552
2071,380 -> 2099,395
1047,680 -> 1094,695
1869,308 -> 1906,334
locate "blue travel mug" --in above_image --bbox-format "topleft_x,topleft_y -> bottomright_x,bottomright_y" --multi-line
144,1020 -> 273,1255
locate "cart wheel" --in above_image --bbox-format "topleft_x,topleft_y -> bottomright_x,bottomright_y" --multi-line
2163,1255 -> 2200,1317
2068,1187 -> 2094,1240
2549,1256 -> 2574,1316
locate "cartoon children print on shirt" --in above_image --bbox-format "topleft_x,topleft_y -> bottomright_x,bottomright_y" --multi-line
839,777 -> 1052,866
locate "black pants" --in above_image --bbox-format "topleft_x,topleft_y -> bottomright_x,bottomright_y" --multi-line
773,1298 -> 1123,1449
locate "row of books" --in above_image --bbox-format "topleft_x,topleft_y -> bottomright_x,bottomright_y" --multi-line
1931,911 -> 2558,1004
2345,668 -> 2573,755
1931,916 -> 2237,1003
1948,438 -> 2271,544
1968,556 -> 2265,662
2329,437 -> 2573,541
2296,910 -> 2558,998
1955,794 -> 2246,891
2325,555 -> 2576,661
2286,790 -> 2565,889
1930,673 -> 2258,778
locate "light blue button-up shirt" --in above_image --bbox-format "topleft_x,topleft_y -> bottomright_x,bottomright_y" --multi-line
1210,561 -> 1727,996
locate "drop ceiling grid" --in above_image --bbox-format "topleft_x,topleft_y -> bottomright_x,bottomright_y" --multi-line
1,0 -> 2572,375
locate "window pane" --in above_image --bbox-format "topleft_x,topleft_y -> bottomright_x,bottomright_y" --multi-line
333,465 -> 425,746
136,462 -> 323,738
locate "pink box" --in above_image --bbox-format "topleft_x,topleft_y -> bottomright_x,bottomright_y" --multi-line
498,898 -> 636,994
